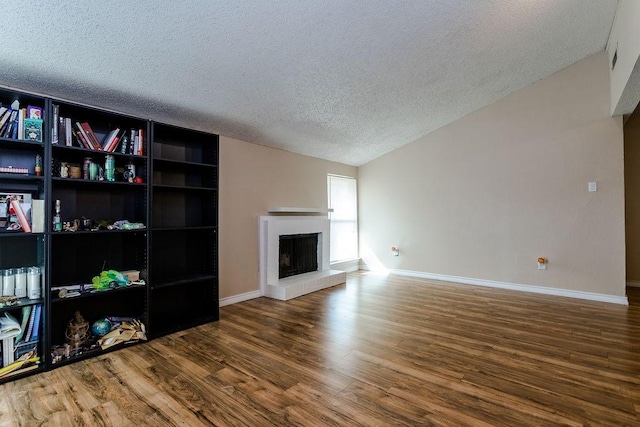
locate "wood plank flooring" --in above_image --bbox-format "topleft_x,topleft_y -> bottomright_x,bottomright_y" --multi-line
2,271 -> 640,426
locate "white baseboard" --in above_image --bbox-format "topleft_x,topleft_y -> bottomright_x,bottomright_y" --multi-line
387,269 -> 629,305
627,281 -> 640,288
219,290 -> 262,307
330,258 -> 361,273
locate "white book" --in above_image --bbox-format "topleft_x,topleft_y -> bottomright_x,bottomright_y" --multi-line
18,108 -> 24,140
65,118 -> 72,146
31,199 -> 45,233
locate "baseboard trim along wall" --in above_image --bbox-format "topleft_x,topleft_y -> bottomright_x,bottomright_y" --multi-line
219,290 -> 262,307
330,258 -> 361,273
384,268 -> 629,305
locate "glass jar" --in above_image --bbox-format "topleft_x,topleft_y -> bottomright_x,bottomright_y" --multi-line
27,266 -> 41,299
15,267 -> 27,298
60,162 -> 69,178
1,268 -> 16,296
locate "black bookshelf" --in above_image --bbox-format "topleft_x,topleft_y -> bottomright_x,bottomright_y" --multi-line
0,87 -> 47,381
46,100 -> 150,367
0,86 -> 219,383
148,123 -> 219,338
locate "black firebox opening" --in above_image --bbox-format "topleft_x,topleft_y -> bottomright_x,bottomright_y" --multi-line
279,233 -> 319,279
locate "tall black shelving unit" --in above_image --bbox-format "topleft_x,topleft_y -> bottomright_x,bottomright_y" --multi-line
0,86 -> 219,382
149,123 -> 219,338
47,100 -> 150,367
0,88 -> 47,381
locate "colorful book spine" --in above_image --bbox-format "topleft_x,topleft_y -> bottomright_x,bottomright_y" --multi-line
30,305 -> 42,342
23,119 -> 43,143
24,306 -> 36,342
52,105 -> 59,144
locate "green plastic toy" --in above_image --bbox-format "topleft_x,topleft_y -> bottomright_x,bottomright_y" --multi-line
92,270 -> 128,291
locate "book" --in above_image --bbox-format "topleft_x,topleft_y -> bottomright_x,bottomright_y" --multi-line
17,108 -> 25,140
74,122 -> 93,149
3,110 -> 18,138
59,116 -> 66,146
10,109 -> 19,139
65,118 -> 72,146
10,199 -> 32,233
14,306 -> 32,343
0,109 -> 13,134
23,118 -> 43,142
0,313 -> 21,338
74,130 -> 89,149
101,128 -> 120,151
14,340 -> 38,359
52,104 -> 59,144
26,105 -> 42,120
129,128 -> 136,155
31,199 -> 44,233
24,306 -> 36,342
107,134 -> 121,152
80,122 -> 102,150
138,128 -> 144,155
118,133 -> 130,154
30,305 -> 41,342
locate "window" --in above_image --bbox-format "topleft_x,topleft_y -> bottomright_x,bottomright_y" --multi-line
327,175 -> 358,262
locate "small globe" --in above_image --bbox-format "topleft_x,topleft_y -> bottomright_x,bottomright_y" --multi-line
91,318 -> 112,337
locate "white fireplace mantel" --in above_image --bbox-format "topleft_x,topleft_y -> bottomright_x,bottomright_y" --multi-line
259,215 -> 346,300
267,207 -> 333,213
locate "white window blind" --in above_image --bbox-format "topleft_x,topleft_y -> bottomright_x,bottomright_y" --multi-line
328,175 -> 358,262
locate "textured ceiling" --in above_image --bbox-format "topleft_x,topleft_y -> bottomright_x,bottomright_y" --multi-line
0,1 -> 618,166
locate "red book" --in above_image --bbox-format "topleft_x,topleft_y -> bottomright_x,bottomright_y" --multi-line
74,123 -> 93,149
80,122 -> 102,150
74,129 -> 91,149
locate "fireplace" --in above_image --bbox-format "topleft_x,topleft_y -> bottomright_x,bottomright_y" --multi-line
279,233 -> 318,279
259,213 -> 347,300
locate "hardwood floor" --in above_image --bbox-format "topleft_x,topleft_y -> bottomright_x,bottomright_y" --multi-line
2,272 -> 640,426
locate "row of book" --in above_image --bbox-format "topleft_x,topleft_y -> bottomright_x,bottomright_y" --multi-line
0,101 -> 43,142
0,304 -> 41,345
14,304 -> 42,345
52,105 -> 145,155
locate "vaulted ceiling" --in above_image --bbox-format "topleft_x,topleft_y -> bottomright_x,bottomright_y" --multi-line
0,1 -> 619,166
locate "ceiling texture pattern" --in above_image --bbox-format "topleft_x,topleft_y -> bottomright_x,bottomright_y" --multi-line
0,1 -> 619,166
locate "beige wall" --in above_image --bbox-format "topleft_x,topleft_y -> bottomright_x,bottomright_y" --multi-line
218,137 -> 356,299
358,52 -> 626,296
625,108 -> 640,282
